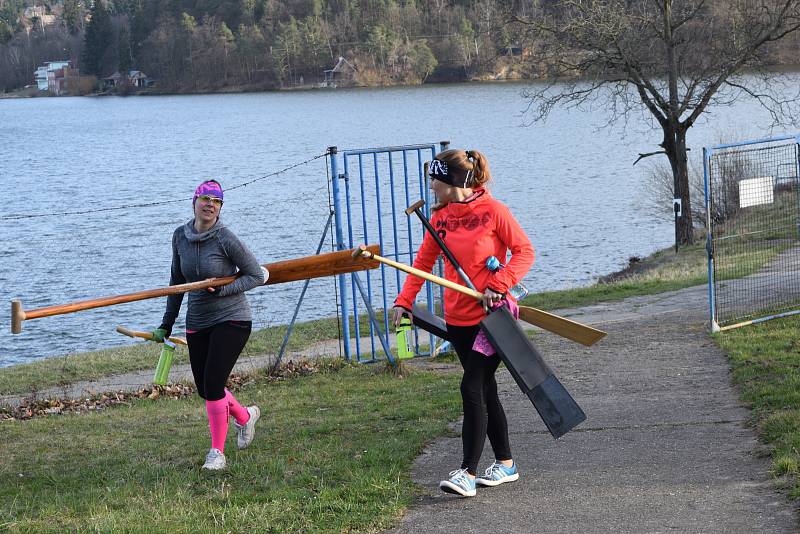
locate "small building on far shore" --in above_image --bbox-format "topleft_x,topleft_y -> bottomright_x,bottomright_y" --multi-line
322,57 -> 357,88
50,64 -> 95,96
103,70 -> 154,91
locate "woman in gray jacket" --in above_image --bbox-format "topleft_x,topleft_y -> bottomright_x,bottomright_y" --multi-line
153,179 -> 267,470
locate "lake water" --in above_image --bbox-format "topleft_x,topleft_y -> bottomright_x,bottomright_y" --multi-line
0,81 -> 786,366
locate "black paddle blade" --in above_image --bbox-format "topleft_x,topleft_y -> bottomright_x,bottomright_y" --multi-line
411,304 -> 450,341
527,374 -> 586,439
480,306 -> 586,439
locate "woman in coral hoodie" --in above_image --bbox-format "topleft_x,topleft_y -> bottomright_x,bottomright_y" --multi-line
392,149 -> 534,497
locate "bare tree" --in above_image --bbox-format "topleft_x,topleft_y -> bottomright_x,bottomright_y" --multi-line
516,0 -> 800,246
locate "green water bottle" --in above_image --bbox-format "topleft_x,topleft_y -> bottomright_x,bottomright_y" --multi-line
396,314 -> 414,360
153,339 -> 176,385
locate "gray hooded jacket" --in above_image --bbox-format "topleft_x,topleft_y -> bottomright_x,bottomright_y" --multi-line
161,219 -> 265,331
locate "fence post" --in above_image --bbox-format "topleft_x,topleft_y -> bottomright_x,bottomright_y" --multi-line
703,146 -> 720,333
328,146 -> 352,361
795,135 -> 800,239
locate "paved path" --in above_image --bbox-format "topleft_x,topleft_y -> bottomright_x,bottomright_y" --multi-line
389,283 -> 798,533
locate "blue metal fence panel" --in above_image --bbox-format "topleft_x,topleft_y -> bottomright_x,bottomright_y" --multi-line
329,142 -> 449,362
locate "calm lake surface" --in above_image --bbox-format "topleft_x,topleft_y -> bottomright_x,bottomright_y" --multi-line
0,81 -> 786,366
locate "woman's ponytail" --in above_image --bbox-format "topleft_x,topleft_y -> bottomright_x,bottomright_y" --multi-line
468,149 -> 491,186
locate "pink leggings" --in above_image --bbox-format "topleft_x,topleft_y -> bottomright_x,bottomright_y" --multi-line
205,389 -> 250,452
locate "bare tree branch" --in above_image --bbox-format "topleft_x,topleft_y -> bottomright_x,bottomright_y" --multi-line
515,0 -> 800,246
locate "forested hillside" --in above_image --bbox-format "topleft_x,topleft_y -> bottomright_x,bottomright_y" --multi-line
2,0 -> 800,94
0,0 -> 537,92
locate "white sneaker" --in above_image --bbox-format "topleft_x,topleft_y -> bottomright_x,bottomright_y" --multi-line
202,448 -> 226,470
234,406 -> 261,449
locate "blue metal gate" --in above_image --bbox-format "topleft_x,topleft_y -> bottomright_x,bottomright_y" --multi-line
329,142 -> 450,362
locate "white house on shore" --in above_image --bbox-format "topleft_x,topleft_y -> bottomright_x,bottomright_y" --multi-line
34,61 -> 71,91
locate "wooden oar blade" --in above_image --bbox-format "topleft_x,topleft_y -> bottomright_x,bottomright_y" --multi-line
518,306 -> 606,346
351,245 -> 606,347
264,245 -> 380,285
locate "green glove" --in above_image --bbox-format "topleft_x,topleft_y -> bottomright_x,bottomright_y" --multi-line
152,328 -> 168,343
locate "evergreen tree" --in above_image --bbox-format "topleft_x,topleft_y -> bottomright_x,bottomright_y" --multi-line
118,24 -> 133,73
0,20 -> 12,44
81,0 -> 113,76
62,0 -> 84,35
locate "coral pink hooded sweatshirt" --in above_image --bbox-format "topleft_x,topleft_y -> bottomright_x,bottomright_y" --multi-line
395,188 -> 534,326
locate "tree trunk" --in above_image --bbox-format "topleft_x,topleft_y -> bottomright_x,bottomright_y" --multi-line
664,125 -> 694,246
663,0 -> 693,247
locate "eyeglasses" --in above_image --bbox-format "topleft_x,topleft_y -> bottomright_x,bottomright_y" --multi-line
197,195 -> 223,206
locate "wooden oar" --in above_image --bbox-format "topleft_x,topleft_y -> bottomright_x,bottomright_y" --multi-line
352,245 -> 606,346
11,245 -> 380,333
116,325 -> 188,346
406,200 -> 606,346
404,199 -> 605,347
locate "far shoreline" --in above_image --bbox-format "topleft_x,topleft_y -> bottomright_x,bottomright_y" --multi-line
0,74 -> 543,100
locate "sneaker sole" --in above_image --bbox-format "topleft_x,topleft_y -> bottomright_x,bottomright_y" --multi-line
439,480 -> 476,497
201,462 -> 226,471
475,473 -> 519,487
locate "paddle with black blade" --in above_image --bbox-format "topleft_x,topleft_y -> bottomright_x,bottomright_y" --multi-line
353,244 -> 586,439
405,198 -> 605,346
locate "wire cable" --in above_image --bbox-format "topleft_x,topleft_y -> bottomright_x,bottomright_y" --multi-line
2,151 -> 330,221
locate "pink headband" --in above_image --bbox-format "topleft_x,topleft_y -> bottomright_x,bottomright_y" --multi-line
194,181 -> 223,201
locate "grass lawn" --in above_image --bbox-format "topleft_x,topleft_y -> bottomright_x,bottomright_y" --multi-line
0,361 -> 462,532
715,315 -> 800,499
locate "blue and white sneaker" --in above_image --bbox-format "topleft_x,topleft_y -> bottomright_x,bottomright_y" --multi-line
439,468 -> 477,497
475,460 -> 519,486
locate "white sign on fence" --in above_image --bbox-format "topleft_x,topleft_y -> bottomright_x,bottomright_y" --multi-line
739,176 -> 774,208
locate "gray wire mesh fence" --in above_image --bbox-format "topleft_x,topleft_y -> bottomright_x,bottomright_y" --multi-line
704,135 -> 800,330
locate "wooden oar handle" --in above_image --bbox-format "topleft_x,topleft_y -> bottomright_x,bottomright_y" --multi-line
353,245 -> 484,299
404,199 -> 425,215
352,246 -> 607,346
116,325 -> 145,339
11,299 -> 24,334
115,325 -> 188,346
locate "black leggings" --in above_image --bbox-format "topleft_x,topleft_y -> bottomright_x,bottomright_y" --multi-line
186,320 -> 251,401
448,323 -> 512,476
